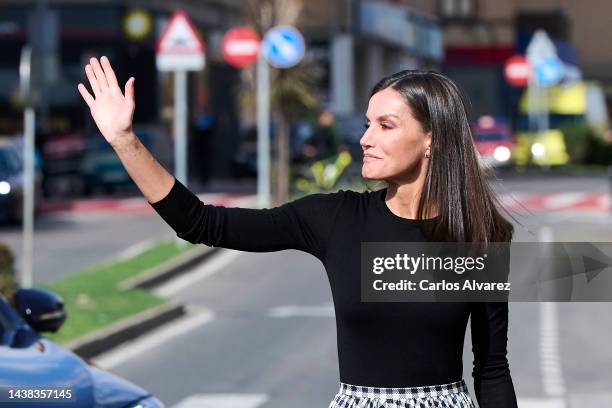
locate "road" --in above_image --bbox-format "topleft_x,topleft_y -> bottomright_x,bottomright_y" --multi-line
91,174 -> 611,408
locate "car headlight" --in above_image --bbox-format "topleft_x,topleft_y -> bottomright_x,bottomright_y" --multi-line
0,181 -> 10,195
128,396 -> 165,408
493,146 -> 511,162
531,142 -> 545,157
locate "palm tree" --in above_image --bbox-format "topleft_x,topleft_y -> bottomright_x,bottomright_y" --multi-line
239,0 -> 321,205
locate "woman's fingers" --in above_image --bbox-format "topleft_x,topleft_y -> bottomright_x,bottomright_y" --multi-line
100,56 -> 120,91
77,83 -> 94,107
89,57 -> 109,90
85,64 -> 101,97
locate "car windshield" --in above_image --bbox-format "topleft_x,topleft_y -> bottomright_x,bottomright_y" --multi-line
476,132 -> 506,142
0,148 -> 20,173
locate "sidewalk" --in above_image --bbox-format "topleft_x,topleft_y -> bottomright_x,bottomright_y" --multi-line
39,179 -> 257,214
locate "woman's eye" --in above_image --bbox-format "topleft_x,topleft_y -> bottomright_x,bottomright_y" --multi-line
363,123 -> 370,130
381,124 -> 391,129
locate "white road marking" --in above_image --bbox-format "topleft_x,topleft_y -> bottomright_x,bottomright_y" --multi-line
171,394 -> 269,408
517,397 -> 566,408
543,192 -> 587,211
568,392 -> 612,406
114,237 -> 163,261
598,193 -> 611,210
268,302 -> 335,318
153,249 -> 243,297
537,227 -> 566,397
498,192 -> 530,208
91,307 -> 214,369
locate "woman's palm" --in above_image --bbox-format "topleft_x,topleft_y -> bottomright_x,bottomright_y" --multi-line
77,56 -> 135,145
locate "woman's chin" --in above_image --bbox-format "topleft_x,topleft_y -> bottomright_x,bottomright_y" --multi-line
361,168 -> 383,180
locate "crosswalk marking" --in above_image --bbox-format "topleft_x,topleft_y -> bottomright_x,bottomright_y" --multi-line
91,307 -> 214,369
268,303 -> 335,318
517,397 -> 566,408
568,392 -> 612,406
171,394 -> 269,408
542,192 -> 588,211
499,192 -> 611,212
538,228 -> 567,398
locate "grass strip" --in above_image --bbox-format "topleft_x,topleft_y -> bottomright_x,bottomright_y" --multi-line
40,239 -> 198,344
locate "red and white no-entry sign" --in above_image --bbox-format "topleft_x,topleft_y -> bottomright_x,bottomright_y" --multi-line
156,10 -> 205,72
221,26 -> 261,68
504,55 -> 531,87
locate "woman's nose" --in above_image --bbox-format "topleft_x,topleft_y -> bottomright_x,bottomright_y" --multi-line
360,128 -> 373,149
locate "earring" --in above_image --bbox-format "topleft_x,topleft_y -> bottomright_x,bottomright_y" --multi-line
425,151 -> 430,159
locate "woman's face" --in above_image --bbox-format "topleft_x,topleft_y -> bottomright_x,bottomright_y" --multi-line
360,87 -> 431,183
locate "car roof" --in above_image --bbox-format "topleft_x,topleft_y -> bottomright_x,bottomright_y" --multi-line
0,137 -> 17,148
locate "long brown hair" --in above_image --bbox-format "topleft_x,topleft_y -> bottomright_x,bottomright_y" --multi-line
368,70 -> 514,243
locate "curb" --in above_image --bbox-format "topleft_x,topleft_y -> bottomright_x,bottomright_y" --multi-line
66,301 -> 186,359
119,245 -> 220,290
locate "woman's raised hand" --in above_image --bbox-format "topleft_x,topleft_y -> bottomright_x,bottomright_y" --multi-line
77,56 -> 135,147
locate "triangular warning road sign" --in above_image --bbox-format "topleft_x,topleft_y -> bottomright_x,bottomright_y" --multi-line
156,10 -> 205,71
157,10 -> 205,54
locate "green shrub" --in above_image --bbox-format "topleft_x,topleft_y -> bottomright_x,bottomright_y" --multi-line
0,242 -> 17,299
585,134 -> 612,165
560,123 -> 599,164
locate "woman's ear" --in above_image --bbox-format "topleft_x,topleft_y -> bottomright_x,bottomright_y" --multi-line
425,131 -> 433,151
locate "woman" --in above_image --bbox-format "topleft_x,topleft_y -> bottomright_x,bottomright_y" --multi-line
78,57 -> 518,408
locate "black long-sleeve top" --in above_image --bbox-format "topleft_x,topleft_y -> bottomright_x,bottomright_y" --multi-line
149,178 -> 518,407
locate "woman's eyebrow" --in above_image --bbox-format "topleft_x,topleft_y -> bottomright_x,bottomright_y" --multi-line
364,114 -> 400,121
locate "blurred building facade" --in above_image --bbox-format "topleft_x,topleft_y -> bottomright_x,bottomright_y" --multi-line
7,1 -> 611,192
0,0 -> 244,190
0,0 -> 444,191
300,0 -> 443,114
427,0 -> 612,122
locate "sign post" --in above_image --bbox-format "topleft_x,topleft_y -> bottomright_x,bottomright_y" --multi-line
156,10 -> 205,246
221,27 -> 270,208
526,30 -> 562,136
19,45 -> 37,288
156,10 -> 206,187
256,51 -> 270,209
258,26 -> 305,207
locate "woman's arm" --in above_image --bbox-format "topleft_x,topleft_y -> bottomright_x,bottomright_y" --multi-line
77,56 -> 174,203
150,177 -> 345,261
470,301 -> 518,407
77,56 -> 345,260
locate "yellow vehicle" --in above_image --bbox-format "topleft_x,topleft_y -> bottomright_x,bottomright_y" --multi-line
513,129 -> 570,166
514,80 -> 608,166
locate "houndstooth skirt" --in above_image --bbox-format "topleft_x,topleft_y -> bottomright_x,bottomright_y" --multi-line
328,379 -> 475,408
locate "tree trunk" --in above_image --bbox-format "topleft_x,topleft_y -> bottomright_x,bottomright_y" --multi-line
274,112 -> 290,205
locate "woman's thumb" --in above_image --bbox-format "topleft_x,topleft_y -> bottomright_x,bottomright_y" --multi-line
125,77 -> 135,101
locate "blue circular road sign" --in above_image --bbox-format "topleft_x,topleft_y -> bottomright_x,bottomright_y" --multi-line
261,25 -> 305,69
534,57 -> 563,87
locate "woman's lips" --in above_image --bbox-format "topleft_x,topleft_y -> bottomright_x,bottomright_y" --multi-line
363,154 -> 381,162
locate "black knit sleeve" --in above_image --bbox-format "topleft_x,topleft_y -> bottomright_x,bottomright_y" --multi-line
148,177 -> 344,262
470,240 -> 517,407
470,301 -> 518,407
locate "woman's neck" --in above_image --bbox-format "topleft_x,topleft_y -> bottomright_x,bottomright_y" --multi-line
385,181 -> 439,220
385,183 -> 423,219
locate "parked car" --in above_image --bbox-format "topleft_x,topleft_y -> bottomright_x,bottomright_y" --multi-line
0,137 -> 44,224
472,115 -> 516,168
42,131 -> 87,197
0,288 -> 164,408
81,128 -> 152,196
